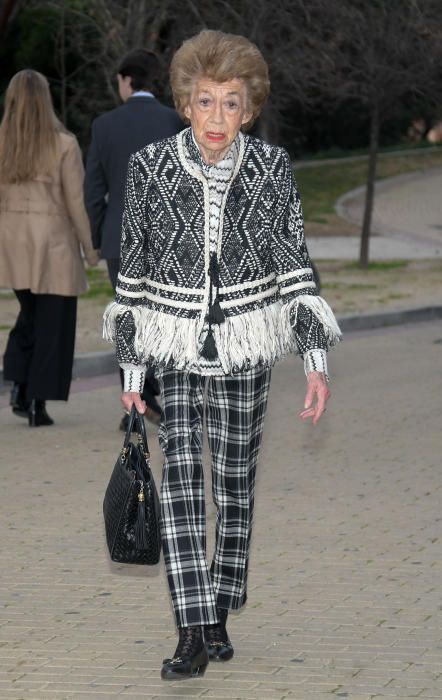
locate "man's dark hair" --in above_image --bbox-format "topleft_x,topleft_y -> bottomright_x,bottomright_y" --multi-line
117,49 -> 160,92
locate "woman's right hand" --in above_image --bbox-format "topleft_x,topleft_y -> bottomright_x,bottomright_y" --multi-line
86,249 -> 100,267
121,391 -> 146,414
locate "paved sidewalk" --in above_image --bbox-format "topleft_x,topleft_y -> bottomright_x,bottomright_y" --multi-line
310,168 -> 442,260
1,321 -> 442,699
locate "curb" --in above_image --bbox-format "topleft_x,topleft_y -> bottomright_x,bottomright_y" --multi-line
72,349 -> 118,378
337,305 -> 442,332
1,306 -> 441,386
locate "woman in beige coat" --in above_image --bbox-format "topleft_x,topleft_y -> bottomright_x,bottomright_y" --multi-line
0,70 -> 98,426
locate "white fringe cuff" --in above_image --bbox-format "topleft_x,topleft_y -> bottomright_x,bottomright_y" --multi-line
282,294 -> 342,348
304,349 -> 329,380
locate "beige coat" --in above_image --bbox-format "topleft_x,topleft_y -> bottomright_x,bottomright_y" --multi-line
0,131 -> 98,296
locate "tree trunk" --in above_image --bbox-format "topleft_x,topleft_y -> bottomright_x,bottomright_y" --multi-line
0,0 -> 20,37
256,104 -> 279,144
126,0 -> 149,48
359,102 -> 380,268
59,0 -> 67,125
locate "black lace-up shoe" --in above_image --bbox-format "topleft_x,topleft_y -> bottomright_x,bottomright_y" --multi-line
205,608 -> 234,661
161,625 -> 208,680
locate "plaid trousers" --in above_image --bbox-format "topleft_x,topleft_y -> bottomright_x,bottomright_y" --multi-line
156,367 -> 272,628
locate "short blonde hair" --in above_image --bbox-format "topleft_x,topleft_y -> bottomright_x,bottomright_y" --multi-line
170,30 -> 270,130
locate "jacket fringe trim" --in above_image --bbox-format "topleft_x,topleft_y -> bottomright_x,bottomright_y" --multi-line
103,295 -> 341,373
214,302 -> 294,371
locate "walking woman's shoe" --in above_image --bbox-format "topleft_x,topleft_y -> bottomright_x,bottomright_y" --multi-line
205,608 -> 234,661
161,626 -> 208,681
28,400 -> 54,427
10,383 -> 29,418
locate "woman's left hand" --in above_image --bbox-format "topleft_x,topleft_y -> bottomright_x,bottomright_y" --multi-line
299,371 -> 330,425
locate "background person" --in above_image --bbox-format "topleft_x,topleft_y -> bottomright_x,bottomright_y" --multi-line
84,48 -> 184,430
0,69 -> 99,427
103,30 -> 341,680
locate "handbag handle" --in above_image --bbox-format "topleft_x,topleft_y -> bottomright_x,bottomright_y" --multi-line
123,404 -> 151,457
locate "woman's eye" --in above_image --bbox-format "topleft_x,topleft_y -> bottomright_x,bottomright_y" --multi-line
199,98 -> 210,106
227,101 -> 239,109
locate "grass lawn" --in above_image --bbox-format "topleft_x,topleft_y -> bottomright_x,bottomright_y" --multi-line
296,149 -> 442,230
84,266 -> 114,300
316,259 -> 442,315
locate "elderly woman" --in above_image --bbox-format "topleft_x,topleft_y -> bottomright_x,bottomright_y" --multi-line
104,30 -> 341,680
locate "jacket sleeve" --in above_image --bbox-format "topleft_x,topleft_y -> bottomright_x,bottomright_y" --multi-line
102,152 -> 150,392
84,120 -> 107,250
270,149 -> 341,374
61,136 -> 97,265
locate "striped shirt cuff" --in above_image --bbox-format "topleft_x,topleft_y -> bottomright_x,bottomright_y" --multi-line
304,349 -> 329,381
121,364 -> 146,393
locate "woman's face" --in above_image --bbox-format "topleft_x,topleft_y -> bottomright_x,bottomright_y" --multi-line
184,77 -> 252,164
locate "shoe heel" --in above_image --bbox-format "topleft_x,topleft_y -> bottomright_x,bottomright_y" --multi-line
191,663 -> 208,677
28,400 -> 37,427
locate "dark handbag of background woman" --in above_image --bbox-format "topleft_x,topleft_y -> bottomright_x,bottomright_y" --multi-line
103,405 -> 161,565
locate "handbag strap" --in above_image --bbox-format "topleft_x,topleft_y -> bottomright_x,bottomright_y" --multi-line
123,404 -> 151,457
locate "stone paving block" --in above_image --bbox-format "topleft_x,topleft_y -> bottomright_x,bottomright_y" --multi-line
202,690 -> 293,699
59,692 -> 118,698
16,670 -> 101,684
213,672 -> 275,684
0,694 -> 74,700
122,682 -> 209,697
318,695 -> 379,700
200,665 -> 283,678
344,687 -> 425,697
357,669 -> 438,683
42,681 -> 128,693
0,678 -> 50,691
45,659 -> 121,671
289,695 -> 374,700
386,680 -> 442,691
126,694 -> 205,700
372,689 -> 427,697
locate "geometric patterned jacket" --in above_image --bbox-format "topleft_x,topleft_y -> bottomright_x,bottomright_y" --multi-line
103,128 -> 341,391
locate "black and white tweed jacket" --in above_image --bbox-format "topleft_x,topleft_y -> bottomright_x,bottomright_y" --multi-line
103,128 -> 341,390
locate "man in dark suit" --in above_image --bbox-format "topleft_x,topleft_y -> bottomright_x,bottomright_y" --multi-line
85,48 -> 184,430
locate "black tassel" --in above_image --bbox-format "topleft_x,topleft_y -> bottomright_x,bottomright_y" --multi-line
135,484 -> 148,550
209,297 -> 225,324
201,328 -> 218,360
209,254 -> 220,287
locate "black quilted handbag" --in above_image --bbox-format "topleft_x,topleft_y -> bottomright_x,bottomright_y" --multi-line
103,405 -> 161,565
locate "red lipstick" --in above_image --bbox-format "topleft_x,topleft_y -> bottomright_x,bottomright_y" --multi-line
206,132 -> 225,142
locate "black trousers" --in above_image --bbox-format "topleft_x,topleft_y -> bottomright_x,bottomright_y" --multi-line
3,289 -> 77,402
106,258 -> 159,403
